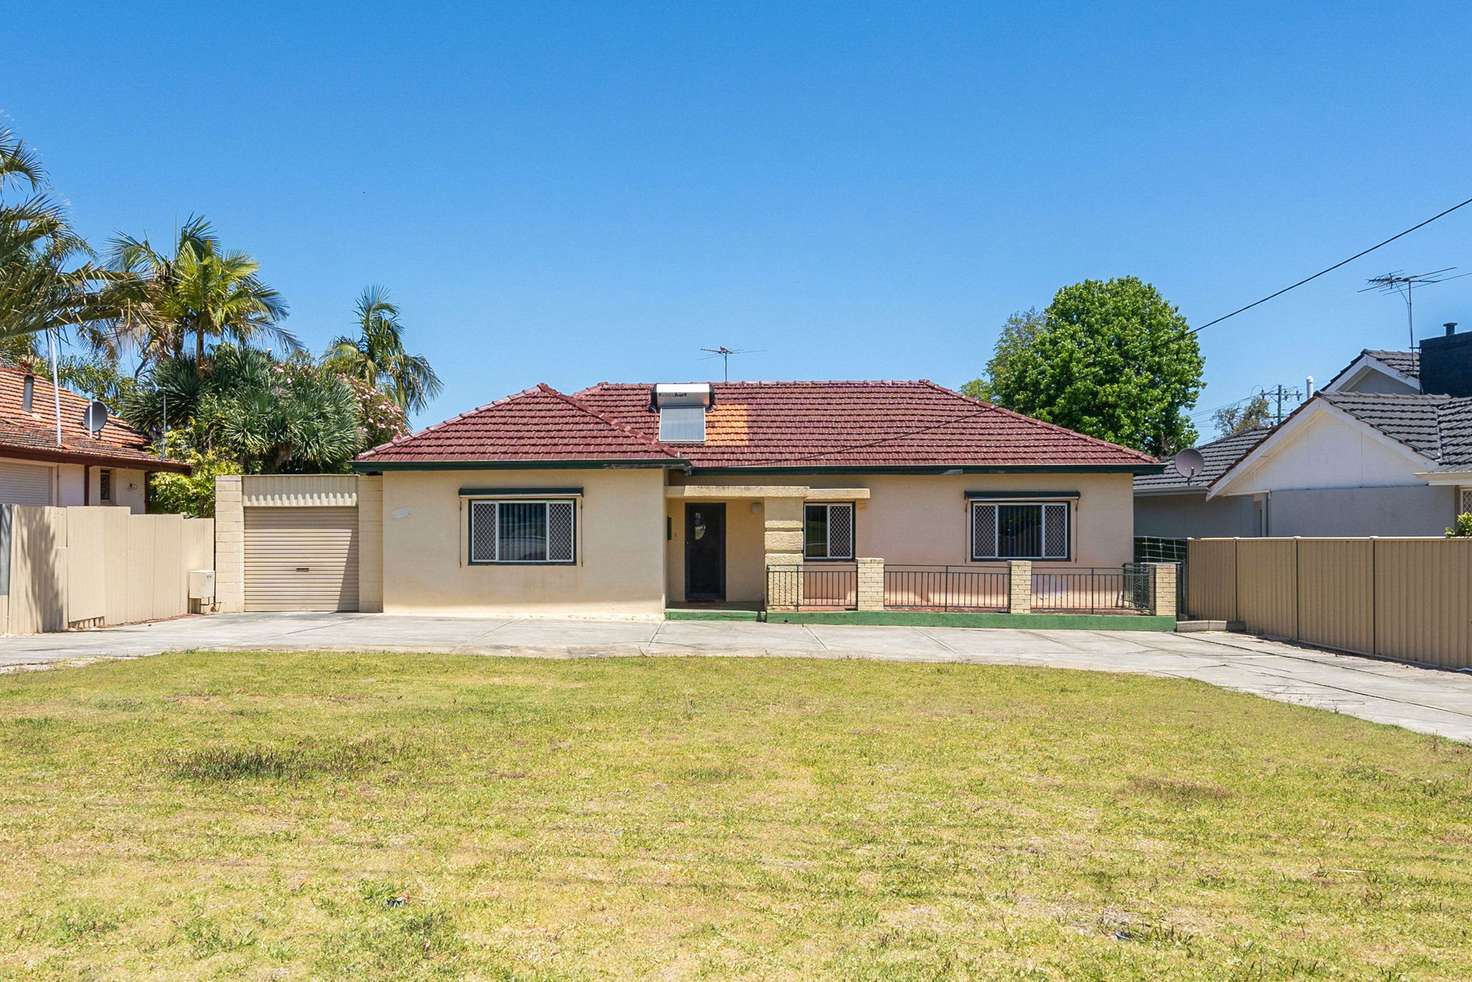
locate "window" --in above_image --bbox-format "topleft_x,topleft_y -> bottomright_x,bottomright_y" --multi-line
970,501 -> 1068,560
99,468 -> 113,503
658,405 -> 706,442
804,502 -> 854,560
469,499 -> 575,564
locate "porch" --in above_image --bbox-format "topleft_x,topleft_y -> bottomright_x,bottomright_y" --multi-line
663,483 -> 871,606
763,559 -> 1178,618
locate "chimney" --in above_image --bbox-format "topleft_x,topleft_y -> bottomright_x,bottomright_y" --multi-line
21,373 -> 33,413
1419,321 -> 1472,397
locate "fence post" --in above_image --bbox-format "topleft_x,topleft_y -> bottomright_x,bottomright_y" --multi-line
1145,562 -> 1178,619
856,558 -> 884,611
1007,560 -> 1032,614
214,475 -> 245,613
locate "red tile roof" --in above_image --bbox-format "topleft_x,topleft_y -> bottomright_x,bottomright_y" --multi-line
357,383 -> 680,464
0,363 -> 189,472
359,379 -> 1158,471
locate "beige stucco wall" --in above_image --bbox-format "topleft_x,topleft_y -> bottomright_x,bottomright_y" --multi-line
86,466 -> 147,512
381,467 -> 668,620
668,471 -> 1136,603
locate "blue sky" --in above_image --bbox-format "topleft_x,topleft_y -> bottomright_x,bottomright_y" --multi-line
7,2 -> 1472,437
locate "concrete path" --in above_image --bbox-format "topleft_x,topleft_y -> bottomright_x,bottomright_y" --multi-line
4,612 -> 1472,742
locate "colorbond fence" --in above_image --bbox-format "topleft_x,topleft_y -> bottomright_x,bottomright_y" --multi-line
0,505 -> 214,636
1186,536 -> 1472,670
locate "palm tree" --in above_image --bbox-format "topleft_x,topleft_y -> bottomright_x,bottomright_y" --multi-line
322,286 -> 441,413
0,127 -> 102,348
105,215 -> 296,374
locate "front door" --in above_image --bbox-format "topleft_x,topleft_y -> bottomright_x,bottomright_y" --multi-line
684,503 -> 726,601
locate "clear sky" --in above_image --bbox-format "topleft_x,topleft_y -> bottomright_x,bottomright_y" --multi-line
7,2 -> 1472,437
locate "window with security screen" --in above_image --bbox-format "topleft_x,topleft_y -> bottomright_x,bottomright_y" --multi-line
804,503 -> 855,560
970,501 -> 1068,560
469,499 -> 576,564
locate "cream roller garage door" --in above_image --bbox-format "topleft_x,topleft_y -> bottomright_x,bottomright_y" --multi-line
0,461 -> 54,506
244,506 -> 359,611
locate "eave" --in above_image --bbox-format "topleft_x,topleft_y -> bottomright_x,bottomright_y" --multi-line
0,443 -> 191,474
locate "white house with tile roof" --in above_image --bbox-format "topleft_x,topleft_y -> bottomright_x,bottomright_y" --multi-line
1202,326 -> 1472,536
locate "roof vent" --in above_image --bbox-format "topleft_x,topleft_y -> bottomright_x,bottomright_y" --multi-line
653,383 -> 713,443
21,373 -> 33,413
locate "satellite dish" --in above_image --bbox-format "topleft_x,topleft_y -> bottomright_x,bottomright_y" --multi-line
85,400 -> 109,436
1171,447 -> 1205,482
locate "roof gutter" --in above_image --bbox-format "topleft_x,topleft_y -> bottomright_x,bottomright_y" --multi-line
687,463 -> 1164,476
0,444 -> 191,474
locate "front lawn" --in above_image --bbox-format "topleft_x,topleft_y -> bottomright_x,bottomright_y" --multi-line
2,652 -> 1470,978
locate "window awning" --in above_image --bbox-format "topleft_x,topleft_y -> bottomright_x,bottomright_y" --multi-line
965,490 -> 1080,500
458,486 -> 583,497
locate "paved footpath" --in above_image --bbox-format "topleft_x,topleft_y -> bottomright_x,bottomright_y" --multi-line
4,612 -> 1472,742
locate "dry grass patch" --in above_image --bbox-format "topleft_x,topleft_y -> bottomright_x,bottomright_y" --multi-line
0,650 -> 1470,978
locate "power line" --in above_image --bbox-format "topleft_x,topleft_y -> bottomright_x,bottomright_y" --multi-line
1189,194 -> 1472,335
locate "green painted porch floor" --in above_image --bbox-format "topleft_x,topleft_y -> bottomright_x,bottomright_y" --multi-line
666,609 -> 1176,630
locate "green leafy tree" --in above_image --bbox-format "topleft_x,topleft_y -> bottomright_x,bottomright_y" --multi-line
56,355 -> 138,404
1213,393 -> 1272,438
104,216 -> 296,373
147,429 -> 242,518
123,345 -> 364,474
322,286 -> 442,413
1446,513 -> 1472,538
974,278 -> 1204,456
961,309 -> 1044,400
0,127 -> 107,347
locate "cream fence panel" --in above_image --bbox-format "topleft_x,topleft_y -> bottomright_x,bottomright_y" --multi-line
1374,539 -> 1472,671
1235,539 -> 1297,638
1188,536 -> 1472,670
1186,538 -> 1237,620
1296,539 -> 1375,656
0,505 -> 214,636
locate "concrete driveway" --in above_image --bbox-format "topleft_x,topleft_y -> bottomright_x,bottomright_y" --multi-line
4,612 -> 1472,742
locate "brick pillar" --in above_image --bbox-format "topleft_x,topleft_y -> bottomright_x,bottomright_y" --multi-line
214,475 -> 244,613
763,496 -> 805,609
856,557 -> 884,611
1147,562 -> 1178,619
1007,560 -> 1032,614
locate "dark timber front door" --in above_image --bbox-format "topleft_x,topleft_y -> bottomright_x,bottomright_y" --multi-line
684,503 -> 726,602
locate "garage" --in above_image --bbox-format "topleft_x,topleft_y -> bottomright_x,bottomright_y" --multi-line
0,461 -> 54,506
244,505 -> 359,611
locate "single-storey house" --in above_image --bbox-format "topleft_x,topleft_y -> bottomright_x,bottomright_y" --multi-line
1199,326 -> 1472,536
0,363 -> 189,511
239,379 -> 1157,619
1133,426 -> 1274,538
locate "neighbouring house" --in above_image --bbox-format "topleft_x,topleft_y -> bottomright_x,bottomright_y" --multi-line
1320,347 -> 1420,395
0,363 -> 189,512
1199,324 -> 1472,536
215,380 -> 1159,618
1134,426 -> 1274,538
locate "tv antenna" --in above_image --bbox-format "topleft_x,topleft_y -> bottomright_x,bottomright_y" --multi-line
699,345 -> 762,382
1360,268 -> 1470,350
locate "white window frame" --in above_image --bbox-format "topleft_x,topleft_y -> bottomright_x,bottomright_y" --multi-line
468,499 -> 577,565
970,501 -> 1069,561
804,502 -> 855,561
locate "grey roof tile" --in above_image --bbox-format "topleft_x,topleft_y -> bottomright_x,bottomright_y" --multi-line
1134,426 -> 1273,493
